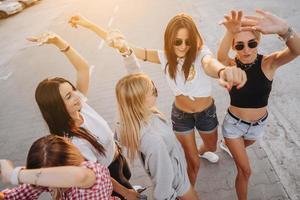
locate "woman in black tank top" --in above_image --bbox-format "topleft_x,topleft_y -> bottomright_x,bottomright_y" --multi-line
217,9 -> 300,200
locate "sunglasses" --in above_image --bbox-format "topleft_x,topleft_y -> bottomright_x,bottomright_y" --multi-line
151,81 -> 158,97
174,39 -> 191,46
234,39 -> 258,51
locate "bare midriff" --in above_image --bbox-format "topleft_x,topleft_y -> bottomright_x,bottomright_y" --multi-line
229,105 -> 268,121
175,95 -> 213,113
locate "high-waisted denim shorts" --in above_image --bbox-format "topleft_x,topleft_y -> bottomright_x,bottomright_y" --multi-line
171,101 -> 219,134
222,110 -> 268,140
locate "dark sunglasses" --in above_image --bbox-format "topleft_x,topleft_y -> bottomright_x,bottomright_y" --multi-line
174,39 -> 191,46
151,81 -> 158,97
234,39 -> 258,51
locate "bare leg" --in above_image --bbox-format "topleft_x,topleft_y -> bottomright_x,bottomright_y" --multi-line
176,131 -> 200,186
198,128 -> 218,155
225,137 -> 254,200
178,186 -> 200,200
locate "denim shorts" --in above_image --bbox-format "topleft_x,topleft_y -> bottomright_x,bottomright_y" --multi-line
222,110 -> 268,140
171,101 -> 219,134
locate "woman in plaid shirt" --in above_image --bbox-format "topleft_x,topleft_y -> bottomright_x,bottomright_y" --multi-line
0,135 -> 118,200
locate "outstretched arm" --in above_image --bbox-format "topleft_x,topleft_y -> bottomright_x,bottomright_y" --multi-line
0,159 -> 95,189
69,15 -> 160,64
202,55 -> 246,90
242,9 -> 300,68
217,10 -> 243,66
27,32 -> 90,96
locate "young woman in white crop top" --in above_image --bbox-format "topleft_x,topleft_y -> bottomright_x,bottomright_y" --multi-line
69,13 -> 247,186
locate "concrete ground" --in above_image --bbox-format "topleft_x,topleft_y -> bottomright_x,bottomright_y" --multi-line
0,0 -> 299,199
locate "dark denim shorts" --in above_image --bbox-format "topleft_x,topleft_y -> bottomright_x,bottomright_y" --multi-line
171,101 -> 219,134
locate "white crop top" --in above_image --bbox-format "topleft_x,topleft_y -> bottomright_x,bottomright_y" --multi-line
157,46 -> 213,100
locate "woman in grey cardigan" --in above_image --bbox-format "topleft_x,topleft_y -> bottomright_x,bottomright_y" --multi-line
115,70 -> 199,200
114,47 -> 198,200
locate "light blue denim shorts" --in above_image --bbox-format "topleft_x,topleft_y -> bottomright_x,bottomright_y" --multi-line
222,110 -> 268,140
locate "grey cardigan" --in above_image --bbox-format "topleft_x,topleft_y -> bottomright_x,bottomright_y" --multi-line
139,115 -> 190,200
122,53 -> 190,199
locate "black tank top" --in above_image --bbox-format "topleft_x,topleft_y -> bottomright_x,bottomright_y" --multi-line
229,54 -> 273,108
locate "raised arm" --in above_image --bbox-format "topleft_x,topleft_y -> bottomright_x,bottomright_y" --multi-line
217,10 -> 243,66
69,15 -> 160,64
0,159 -> 95,189
27,32 -> 90,96
242,9 -> 300,69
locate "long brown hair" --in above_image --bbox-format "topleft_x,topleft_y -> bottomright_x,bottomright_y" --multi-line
164,13 -> 204,80
35,77 -> 105,156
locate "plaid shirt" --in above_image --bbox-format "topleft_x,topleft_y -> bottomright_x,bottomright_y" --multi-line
2,161 -> 119,200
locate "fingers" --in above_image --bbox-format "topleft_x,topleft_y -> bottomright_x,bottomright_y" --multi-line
244,15 -> 261,21
237,10 -> 243,21
255,8 -> 268,17
237,70 -> 247,89
219,78 -> 231,90
69,15 -> 80,28
27,36 -> 38,42
241,26 -> 257,31
221,68 -> 233,90
231,10 -> 236,20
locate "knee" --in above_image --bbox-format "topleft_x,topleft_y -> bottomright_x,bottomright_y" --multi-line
187,155 -> 200,171
238,166 -> 252,179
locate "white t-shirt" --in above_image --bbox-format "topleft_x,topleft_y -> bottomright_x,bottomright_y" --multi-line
157,46 -> 213,100
72,93 -> 115,167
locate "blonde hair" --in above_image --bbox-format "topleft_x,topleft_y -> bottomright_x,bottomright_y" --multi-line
115,73 -> 164,161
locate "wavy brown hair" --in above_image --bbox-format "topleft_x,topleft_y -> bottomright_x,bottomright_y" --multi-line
164,13 -> 204,80
35,77 -> 105,156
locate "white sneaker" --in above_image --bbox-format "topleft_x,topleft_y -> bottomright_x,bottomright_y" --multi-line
199,151 -> 219,163
220,140 -> 233,158
133,185 -> 146,193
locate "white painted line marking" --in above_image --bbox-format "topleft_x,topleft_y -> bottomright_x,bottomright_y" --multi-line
98,4 -> 119,51
0,72 -> 12,80
108,16 -> 114,28
98,40 -> 105,50
89,65 -> 95,76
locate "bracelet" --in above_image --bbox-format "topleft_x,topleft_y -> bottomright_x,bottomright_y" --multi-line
279,27 -> 294,43
60,45 -> 70,52
143,48 -> 147,61
10,166 -> 24,185
217,67 -> 226,78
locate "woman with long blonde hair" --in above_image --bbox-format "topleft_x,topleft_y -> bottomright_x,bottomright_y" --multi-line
115,73 -> 199,200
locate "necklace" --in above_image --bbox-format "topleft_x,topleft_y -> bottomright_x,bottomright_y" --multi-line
187,64 -> 196,81
235,57 -> 258,71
